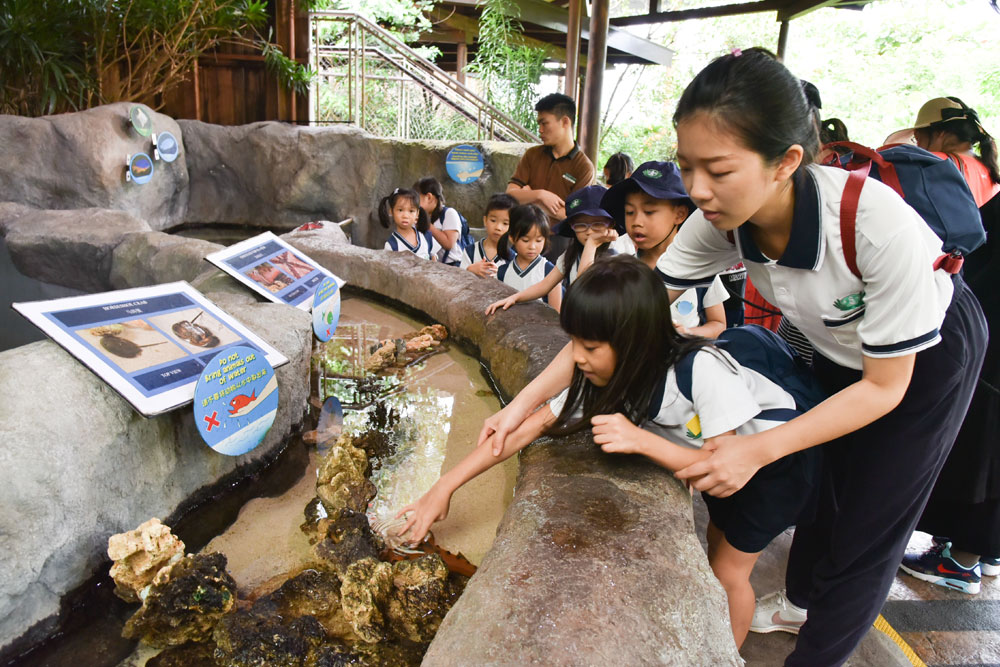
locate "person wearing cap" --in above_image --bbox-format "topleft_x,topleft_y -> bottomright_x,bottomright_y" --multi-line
895,96 -> 1000,594
602,161 -> 728,338
486,185 -> 617,315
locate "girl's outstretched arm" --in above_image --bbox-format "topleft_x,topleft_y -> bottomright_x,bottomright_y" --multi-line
547,281 -> 563,312
676,353 -> 915,497
591,413 -> 719,471
485,266 -> 565,314
477,343 -> 576,455
396,404 -> 557,544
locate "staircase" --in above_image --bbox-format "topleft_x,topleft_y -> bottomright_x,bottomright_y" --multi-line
309,11 -> 539,143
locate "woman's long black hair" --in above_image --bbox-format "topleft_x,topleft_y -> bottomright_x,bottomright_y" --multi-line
496,204 -> 550,260
378,188 -> 429,232
673,47 -> 818,174
547,255 -> 712,436
413,176 -> 445,223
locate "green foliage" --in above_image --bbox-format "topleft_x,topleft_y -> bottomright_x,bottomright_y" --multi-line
467,0 -> 546,130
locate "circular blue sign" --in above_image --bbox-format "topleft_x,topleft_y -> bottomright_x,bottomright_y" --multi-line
312,277 -> 341,342
194,345 -> 278,456
445,144 -> 484,184
129,105 -> 153,137
156,131 -> 180,163
128,153 -> 154,185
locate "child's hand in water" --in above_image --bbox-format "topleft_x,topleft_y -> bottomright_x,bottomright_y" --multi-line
591,413 -> 644,454
468,260 -> 498,279
396,486 -> 452,546
485,294 -> 518,315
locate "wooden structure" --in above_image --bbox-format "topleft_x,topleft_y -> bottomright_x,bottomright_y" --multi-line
161,0 -> 309,125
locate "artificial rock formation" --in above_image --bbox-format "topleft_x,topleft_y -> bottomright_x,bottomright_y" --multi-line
386,555 -> 452,644
339,557 -> 394,644
315,435 -> 375,515
107,518 -> 185,603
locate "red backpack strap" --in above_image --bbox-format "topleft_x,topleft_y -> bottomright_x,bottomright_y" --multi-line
839,163 -> 870,280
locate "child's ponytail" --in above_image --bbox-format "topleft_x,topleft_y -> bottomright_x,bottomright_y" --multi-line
377,194 -> 394,229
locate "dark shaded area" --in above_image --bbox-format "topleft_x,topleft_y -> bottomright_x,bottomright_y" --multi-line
882,600 -> 1000,632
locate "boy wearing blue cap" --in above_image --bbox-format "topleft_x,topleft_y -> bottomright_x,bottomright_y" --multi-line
486,185 -> 618,314
602,161 -> 728,338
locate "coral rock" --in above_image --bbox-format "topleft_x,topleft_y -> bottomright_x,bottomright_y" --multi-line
340,557 -> 393,643
403,324 -> 448,342
146,641 -> 218,666
316,436 -> 375,515
107,518 -> 185,603
251,568 -> 356,640
364,341 -> 397,372
403,334 -> 438,353
313,508 -> 382,575
387,554 -> 451,643
212,608 -> 335,667
122,552 -> 236,648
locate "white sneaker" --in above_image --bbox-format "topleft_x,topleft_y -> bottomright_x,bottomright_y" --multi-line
749,590 -> 808,635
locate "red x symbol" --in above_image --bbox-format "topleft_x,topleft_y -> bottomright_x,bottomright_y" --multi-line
203,411 -> 220,431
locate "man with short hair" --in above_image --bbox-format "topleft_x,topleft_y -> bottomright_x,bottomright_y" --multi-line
507,93 -> 595,224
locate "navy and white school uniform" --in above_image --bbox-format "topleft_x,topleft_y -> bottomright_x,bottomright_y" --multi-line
433,207 -> 464,265
384,229 -> 440,261
459,239 -> 507,271
657,163 -> 987,666
496,255 -> 557,303
548,347 -> 818,553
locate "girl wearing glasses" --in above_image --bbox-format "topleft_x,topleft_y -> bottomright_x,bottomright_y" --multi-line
487,186 -> 618,314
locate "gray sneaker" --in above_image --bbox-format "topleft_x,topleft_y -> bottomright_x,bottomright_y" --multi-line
749,590 -> 808,635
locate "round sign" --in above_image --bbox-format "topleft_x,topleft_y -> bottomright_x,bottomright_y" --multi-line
156,131 -> 180,163
128,153 -> 154,185
445,144 -> 484,184
312,277 -> 341,342
129,105 -> 153,137
194,345 -> 278,456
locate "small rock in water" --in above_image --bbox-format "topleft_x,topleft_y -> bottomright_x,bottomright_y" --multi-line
387,554 -> 451,643
251,568 -> 356,641
107,518 -> 185,603
123,552 -> 236,648
212,608 -> 337,666
313,508 -> 383,575
316,435 -> 375,515
340,557 -> 393,643
146,641 -> 217,666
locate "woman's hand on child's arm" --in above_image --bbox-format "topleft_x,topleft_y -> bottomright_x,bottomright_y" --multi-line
486,294 -> 519,314
467,260 -> 497,278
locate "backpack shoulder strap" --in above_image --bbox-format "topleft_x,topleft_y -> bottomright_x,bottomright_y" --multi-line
839,164 -> 870,280
674,351 -> 697,404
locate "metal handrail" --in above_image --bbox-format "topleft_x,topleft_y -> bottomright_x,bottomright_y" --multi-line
309,10 -> 539,143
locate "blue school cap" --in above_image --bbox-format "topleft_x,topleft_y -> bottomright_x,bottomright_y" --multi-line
553,184 -> 620,237
600,161 -> 694,224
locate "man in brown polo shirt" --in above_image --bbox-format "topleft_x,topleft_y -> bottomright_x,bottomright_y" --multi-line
506,93 -> 595,224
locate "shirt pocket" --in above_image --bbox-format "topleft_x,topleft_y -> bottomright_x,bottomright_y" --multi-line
821,307 -> 865,347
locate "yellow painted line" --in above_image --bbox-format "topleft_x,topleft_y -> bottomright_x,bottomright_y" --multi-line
873,614 -> 926,667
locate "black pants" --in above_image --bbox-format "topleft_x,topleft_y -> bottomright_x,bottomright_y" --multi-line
783,279 -> 987,667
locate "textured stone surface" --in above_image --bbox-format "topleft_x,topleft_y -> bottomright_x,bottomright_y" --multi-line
0,298 -> 311,657
180,120 -> 524,249
109,231 -> 221,289
4,207 -> 151,291
0,103 -> 189,229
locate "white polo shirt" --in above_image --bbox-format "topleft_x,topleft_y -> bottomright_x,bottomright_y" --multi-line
384,230 -> 440,261
460,239 -> 507,270
548,347 -> 798,449
496,255 -> 557,303
434,207 -> 464,265
557,251 -> 580,285
656,164 -> 954,370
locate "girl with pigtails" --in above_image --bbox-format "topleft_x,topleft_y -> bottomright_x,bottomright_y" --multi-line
380,188 -> 439,261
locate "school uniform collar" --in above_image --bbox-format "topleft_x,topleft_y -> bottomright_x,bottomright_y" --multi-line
544,142 -> 581,162
393,230 -> 421,252
735,168 -> 825,271
512,254 -> 543,277
479,239 -> 499,263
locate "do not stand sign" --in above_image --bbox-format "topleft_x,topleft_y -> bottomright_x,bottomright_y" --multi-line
193,345 -> 278,455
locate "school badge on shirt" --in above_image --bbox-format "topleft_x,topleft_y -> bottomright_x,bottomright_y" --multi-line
834,291 -> 865,311
686,414 -> 702,440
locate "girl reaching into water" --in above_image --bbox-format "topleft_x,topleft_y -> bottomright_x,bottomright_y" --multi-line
398,256 -> 820,648
380,188 -> 439,261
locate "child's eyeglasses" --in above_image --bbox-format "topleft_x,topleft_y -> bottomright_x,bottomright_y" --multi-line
570,220 -> 611,232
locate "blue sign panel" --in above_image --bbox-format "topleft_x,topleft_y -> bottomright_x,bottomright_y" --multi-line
155,131 -> 180,163
312,277 -> 341,342
194,345 -> 278,456
128,153 -> 154,185
445,144 -> 484,184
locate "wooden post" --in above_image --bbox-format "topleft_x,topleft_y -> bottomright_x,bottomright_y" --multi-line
579,0 -> 609,164
289,0 -> 296,121
565,0 -> 582,100
456,41 -> 468,85
193,61 -> 202,121
777,20 -> 790,61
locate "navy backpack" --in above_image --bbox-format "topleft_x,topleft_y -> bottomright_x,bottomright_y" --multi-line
824,142 -> 985,276
661,325 -> 827,422
443,206 -> 475,251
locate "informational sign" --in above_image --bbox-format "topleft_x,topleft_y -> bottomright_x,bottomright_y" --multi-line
127,153 -> 154,184
193,345 -> 278,456
311,277 -> 341,342
129,105 -> 153,137
154,131 -> 180,163
205,232 -> 345,311
12,282 -> 287,417
445,144 -> 484,184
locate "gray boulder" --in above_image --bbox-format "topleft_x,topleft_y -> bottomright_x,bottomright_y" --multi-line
110,231 -> 222,289
0,297 -> 311,658
0,104 -> 189,229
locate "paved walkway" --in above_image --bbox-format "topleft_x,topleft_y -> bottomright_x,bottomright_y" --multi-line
692,495 -> 1000,666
